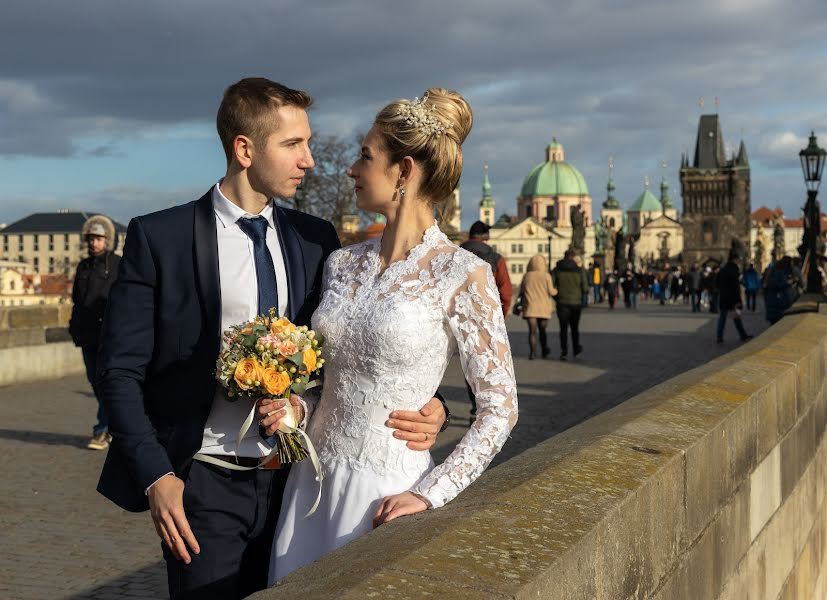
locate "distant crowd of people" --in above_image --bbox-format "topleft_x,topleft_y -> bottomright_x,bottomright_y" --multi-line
462,220 -> 805,365
581,254 -> 802,339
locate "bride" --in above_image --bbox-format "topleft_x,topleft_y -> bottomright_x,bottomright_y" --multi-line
265,88 -> 518,583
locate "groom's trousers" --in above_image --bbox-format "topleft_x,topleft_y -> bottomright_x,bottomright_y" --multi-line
163,459 -> 289,600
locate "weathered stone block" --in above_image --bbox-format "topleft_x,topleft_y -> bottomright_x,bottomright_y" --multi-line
0,328 -> 45,349
45,327 -> 72,344
6,306 -> 62,329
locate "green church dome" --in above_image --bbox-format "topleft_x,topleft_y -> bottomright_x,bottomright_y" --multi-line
630,187 -> 662,213
520,140 -> 589,197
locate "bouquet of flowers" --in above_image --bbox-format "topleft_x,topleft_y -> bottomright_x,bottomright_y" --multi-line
216,309 -> 325,464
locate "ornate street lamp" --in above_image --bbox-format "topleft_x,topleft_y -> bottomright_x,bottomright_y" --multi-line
799,132 -> 827,293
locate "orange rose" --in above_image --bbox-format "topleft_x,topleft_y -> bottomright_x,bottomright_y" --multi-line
301,347 -> 318,374
262,368 -> 291,397
270,317 -> 297,336
234,358 -> 262,391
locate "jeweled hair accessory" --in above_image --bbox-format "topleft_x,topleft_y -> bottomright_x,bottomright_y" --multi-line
396,95 -> 452,138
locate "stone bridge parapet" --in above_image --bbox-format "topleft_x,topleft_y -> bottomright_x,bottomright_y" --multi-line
0,305 -> 83,384
255,301 -> 827,599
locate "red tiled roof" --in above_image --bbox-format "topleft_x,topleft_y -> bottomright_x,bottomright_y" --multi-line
39,274 -> 72,295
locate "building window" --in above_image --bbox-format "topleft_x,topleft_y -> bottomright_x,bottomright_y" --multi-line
517,263 -> 524,274
9,280 -> 15,291
518,244 -> 524,254
703,221 -> 714,245
609,217 -> 616,228
64,256 -> 70,275
33,257 -> 39,271
33,236 -> 39,251
64,235 -> 70,251
538,243 -> 544,253
48,256 -> 55,273
18,237 -> 23,252
546,206 -> 555,221
511,244 -> 517,253
18,255 -> 23,263
2,235 -> 7,252
48,234 -> 54,251
525,206 -> 532,219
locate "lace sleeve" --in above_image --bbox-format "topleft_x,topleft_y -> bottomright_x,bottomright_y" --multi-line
411,262 -> 518,508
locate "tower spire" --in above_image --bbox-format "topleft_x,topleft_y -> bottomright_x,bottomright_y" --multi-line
660,160 -> 673,211
603,156 -> 619,209
479,162 -> 495,225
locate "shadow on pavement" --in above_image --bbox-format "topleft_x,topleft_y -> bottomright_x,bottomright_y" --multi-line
0,428 -> 89,448
64,560 -> 167,600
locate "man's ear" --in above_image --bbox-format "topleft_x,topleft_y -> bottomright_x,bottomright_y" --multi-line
233,135 -> 254,169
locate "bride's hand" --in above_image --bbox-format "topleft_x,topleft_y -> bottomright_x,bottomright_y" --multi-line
257,394 -> 304,436
373,492 -> 430,528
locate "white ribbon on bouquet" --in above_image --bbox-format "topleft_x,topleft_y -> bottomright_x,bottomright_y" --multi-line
193,382 -> 323,517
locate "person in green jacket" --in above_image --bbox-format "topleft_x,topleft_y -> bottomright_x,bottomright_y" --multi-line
552,249 -> 589,360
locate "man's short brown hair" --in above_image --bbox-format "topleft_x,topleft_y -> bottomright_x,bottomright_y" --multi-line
216,78 -> 313,164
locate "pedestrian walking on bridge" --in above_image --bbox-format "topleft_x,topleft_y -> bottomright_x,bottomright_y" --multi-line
519,254 -> 556,360
553,250 -> 588,360
716,254 -> 752,343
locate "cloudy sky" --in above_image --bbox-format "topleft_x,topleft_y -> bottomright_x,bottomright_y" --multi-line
2,0 -> 827,229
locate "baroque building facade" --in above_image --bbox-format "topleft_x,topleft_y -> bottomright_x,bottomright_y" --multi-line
487,139 -> 594,286
680,114 -> 751,263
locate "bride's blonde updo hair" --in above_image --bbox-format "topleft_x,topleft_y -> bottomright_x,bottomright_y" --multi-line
373,88 -> 473,203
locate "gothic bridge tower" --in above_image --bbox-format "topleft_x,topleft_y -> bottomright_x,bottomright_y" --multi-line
680,114 -> 750,263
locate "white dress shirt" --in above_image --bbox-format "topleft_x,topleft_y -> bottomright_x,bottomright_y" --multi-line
197,182 -> 290,458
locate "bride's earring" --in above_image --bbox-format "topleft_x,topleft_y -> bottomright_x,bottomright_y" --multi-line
397,187 -> 405,201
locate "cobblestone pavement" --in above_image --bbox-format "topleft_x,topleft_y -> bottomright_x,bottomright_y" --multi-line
0,299 -> 768,599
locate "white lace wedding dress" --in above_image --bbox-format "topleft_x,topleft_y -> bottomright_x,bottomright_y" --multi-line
269,223 -> 517,583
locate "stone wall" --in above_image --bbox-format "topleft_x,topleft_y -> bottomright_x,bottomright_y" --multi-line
0,305 -> 84,384
255,306 -> 827,599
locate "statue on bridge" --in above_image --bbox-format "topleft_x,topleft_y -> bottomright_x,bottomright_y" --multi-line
614,230 -> 627,273
593,220 -> 606,255
772,213 -> 786,262
569,205 -> 586,257
754,226 -> 767,273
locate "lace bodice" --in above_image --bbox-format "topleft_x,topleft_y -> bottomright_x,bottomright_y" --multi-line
304,223 -> 517,508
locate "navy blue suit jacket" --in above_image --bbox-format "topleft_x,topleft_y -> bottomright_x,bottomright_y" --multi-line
96,190 -> 341,512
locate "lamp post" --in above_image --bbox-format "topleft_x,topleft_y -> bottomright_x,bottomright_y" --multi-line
547,233 -> 553,274
799,132 -> 827,294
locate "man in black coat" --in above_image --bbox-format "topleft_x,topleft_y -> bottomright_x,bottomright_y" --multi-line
69,216 -> 121,450
715,254 -> 752,343
96,78 -> 446,600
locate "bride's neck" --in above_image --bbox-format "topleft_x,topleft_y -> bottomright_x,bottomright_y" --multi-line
379,200 -> 435,265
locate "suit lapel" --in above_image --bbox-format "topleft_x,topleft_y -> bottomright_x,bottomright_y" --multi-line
193,191 -> 221,355
273,204 -> 307,321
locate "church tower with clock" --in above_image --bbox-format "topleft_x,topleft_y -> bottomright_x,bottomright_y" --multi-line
680,114 -> 751,263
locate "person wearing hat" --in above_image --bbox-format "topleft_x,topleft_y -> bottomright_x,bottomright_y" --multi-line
70,215 -> 121,450
459,220 -> 512,419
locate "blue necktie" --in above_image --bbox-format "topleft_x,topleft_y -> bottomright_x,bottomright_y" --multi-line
237,216 -> 279,316
237,216 -> 279,446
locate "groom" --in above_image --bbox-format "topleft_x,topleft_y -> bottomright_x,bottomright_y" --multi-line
96,78 -> 447,599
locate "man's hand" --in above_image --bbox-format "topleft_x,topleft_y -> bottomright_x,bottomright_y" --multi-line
257,394 -> 304,436
386,396 -> 446,451
148,475 -> 200,564
373,492 -> 430,528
